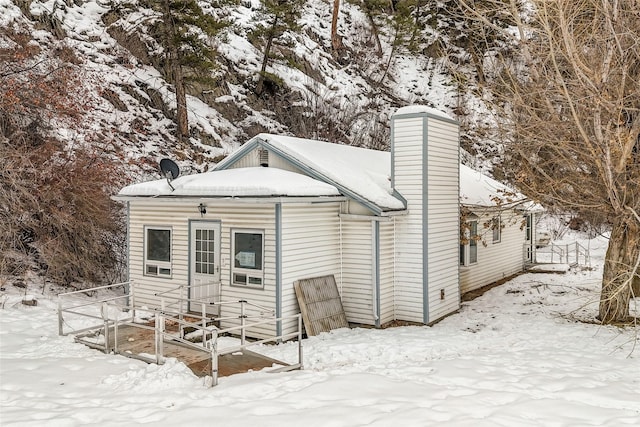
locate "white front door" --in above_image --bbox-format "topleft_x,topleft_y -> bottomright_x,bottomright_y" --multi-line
189,221 -> 221,315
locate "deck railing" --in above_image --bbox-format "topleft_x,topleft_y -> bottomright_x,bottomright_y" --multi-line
57,280 -> 303,387
523,241 -> 591,268
57,281 -> 133,348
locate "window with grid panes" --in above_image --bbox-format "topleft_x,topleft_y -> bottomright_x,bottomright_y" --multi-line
195,228 -> 217,275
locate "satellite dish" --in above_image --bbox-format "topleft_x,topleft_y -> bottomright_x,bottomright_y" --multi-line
160,158 -> 180,180
159,158 -> 179,191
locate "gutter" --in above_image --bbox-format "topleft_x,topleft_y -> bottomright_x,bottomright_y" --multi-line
111,195 -> 348,204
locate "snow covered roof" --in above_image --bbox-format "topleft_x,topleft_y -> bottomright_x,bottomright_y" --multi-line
117,167 -> 341,198
460,164 -> 523,208
119,133 -> 531,213
216,134 -> 405,213
393,105 -> 456,122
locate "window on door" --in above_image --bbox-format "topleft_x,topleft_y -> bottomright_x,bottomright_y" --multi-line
231,229 -> 264,288
144,226 -> 172,277
492,215 -> 501,243
195,228 -> 217,275
460,220 -> 478,266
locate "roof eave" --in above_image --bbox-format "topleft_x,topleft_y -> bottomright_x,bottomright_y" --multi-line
112,194 -> 348,204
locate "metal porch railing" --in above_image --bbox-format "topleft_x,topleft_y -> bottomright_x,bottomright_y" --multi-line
57,281 -> 304,387
523,241 -> 591,268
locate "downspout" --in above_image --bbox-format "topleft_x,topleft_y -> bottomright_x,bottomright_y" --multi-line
372,220 -> 381,327
125,201 -> 131,308
422,115 -> 430,324
392,217 -> 396,321
275,203 -> 282,338
339,205 -> 343,296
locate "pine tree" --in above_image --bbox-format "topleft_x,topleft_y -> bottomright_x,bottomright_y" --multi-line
251,0 -> 305,96
150,0 -> 229,141
429,0 -> 515,85
379,0 -> 420,83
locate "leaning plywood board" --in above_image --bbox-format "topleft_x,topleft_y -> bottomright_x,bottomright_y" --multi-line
294,275 -> 349,336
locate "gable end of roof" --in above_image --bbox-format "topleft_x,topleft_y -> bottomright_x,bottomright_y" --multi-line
214,137 -> 262,170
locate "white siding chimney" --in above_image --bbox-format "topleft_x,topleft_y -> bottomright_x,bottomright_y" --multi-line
391,106 -> 460,324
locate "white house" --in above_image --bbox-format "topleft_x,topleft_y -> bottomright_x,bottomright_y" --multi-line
458,166 -> 540,294
115,106 -> 537,337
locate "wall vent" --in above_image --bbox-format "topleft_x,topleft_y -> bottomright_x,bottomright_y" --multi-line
259,149 -> 269,167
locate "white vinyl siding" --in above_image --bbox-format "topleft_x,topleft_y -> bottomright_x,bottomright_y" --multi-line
129,203 -> 189,307
280,203 -> 342,334
227,146 -> 306,174
459,210 -> 526,294
378,220 -> 395,325
340,219 -> 375,325
128,200 -> 277,338
425,119 -> 460,322
393,116 -> 426,323
392,113 -> 460,324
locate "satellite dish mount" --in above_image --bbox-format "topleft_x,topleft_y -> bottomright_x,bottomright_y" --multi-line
159,158 -> 180,191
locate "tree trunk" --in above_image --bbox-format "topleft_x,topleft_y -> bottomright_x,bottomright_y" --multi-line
331,0 -> 342,52
599,215 -> 640,323
174,63 -> 188,142
256,16 -> 278,96
162,0 -> 189,142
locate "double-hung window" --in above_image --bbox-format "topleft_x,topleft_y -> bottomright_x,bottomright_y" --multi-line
144,226 -> 172,277
231,229 -> 264,288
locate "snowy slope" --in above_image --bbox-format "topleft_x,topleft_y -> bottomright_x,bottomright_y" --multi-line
1,0 -> 462,179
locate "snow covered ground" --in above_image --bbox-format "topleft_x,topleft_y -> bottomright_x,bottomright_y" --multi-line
1,235 -> 639,426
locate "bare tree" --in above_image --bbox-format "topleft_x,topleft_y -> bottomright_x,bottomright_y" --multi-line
0,28 -> 126,286
461,0 -> 639,323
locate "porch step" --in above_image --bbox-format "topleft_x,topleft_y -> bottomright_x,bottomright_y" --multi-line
526,263 -> 571,273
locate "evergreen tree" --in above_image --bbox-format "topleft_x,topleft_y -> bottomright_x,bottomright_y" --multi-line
150,0 -> 229,141
379,0 -> 420,82
250,0 -> 305,96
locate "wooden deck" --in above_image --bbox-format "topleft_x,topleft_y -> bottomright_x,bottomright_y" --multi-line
78,322 -> 288,378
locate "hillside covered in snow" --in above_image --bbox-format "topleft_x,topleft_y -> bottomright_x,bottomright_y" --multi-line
1,0 -> 493,173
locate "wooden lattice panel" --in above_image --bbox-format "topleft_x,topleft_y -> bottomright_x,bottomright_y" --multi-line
294,275 -> 349,336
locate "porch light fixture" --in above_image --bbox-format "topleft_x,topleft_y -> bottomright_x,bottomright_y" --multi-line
198,203 -> 207,216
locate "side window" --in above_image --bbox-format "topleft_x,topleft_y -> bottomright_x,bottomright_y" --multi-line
231,229 -> 264,288
492,215 -> 501,243
145,227 -> 172,277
